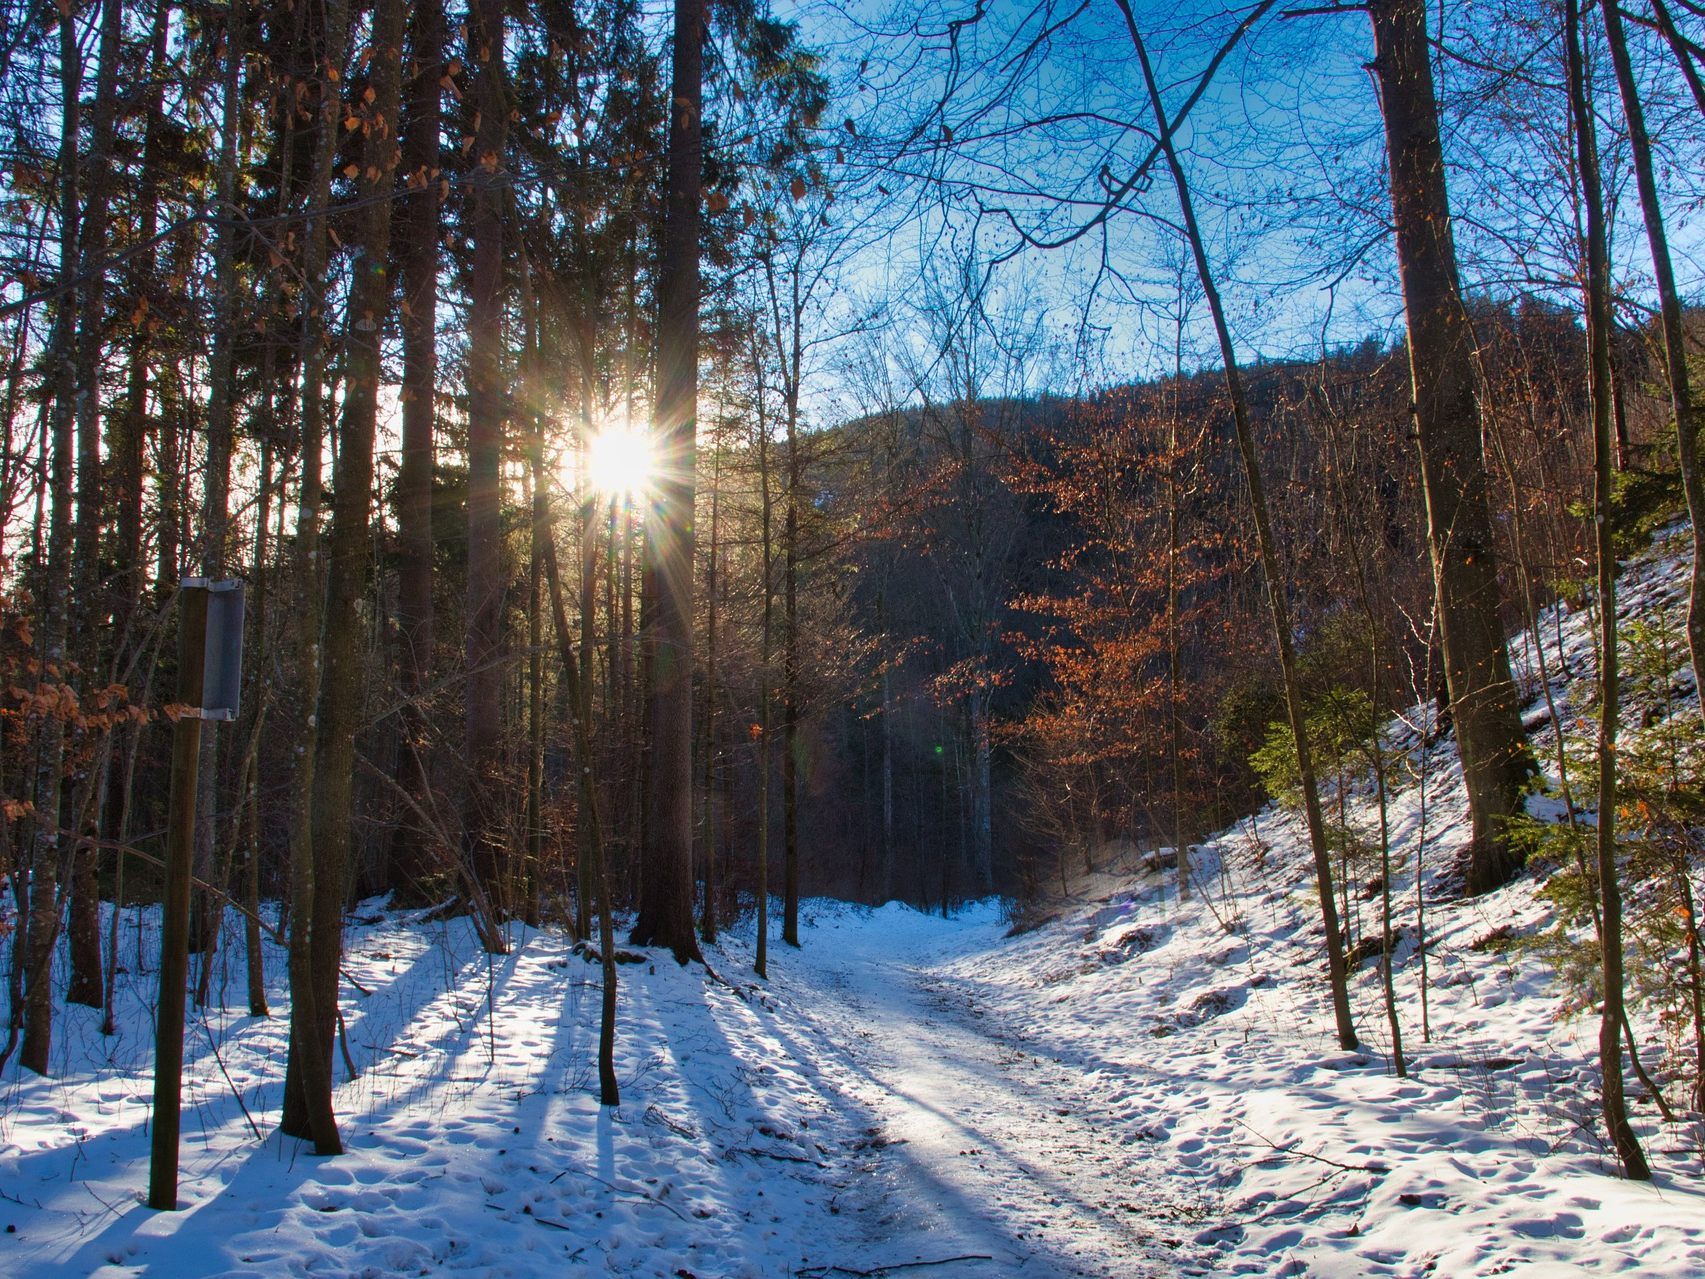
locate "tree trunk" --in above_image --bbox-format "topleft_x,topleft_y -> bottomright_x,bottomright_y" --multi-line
112,0 -> 166,627
577,346 -> 599,940
389,0 -> 445,904
66,0 -> 125,1011
517,260 -> 545,930
1602,0 -> 1705,725
783,420 -> 801,945
21,0 -> 86,1078
189,0 -> 245,964
1369,0 -> 1532,894
969,695 -> 993,895
1568,0 -> 1651,1181
879,602 -> 894,904
1647,0 -> 1705,122
244,440 -> 274,1020
280,0 -> 352,1153
541,516 -> 620,1106
630,0 -> 704,964
1114,0 -> 1356,1050
756,392 -> 774,980
462,0 -> 511,936
700,443 -> 722,944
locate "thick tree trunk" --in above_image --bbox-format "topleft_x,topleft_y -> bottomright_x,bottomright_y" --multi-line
630,0 -> 704,963
280,0 -> 352,1153
286,0 -> 404,1145
389,0 -> 445,904
315,0 -> 403,1129
462,0 -> 511,935
244,441 -> 274,1019
1369,0 -> 1532,894
1567,0 -> 1651,1181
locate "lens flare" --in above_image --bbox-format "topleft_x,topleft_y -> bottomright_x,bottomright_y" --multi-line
584,422 -> 656,498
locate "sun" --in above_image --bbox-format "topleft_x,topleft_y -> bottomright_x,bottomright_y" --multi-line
583,421 -> 656,499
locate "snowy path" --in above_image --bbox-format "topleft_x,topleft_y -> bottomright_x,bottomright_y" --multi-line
778,914 -> 1207,1278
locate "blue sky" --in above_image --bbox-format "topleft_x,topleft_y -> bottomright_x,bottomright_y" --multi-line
773,0 -> 1705,416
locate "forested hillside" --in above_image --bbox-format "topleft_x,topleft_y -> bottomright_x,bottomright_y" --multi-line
2,0 -> 1705,1270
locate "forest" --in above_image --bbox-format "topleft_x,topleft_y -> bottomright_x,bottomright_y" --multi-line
3,0 -> 1705,1273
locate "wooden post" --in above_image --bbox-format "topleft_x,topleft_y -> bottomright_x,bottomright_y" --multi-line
148,584 -> 208,1211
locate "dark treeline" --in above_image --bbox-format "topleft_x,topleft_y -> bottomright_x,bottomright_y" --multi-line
1,0 -> 1702,1182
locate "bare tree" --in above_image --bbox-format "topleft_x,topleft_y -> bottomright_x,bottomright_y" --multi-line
1365,0 -> 1533,893
1566,0 -> 1651,1181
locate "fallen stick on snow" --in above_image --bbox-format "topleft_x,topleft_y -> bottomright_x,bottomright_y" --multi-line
795,1257 -> 996,1278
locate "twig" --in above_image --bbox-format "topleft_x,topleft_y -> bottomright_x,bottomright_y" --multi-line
336,1003 -> 360,1082
1235,1120 -> 1390,1173
795,1257 -> 995,1278
546,1170 -> 693,1222
201,1016 -> 263,1140
341,967 -> 374,997
729,1146 -> 827,1167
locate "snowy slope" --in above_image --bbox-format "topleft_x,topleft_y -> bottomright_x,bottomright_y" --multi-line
3,530 -> 1705,1278
913,527 -> 1705,1276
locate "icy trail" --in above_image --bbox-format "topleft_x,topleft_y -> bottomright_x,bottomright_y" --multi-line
778,911 -> 1198,1277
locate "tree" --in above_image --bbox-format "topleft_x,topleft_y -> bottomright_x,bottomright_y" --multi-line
1601,0 -> 1705,726
280,0 -> 353,1153
462,0 -> 513,946
20,0 -> 87,1078
1565,0 -> 1651,1180
631,0 -> 705,963
389,0 -> 447,903
1113,0 -> 1357,1049
1366,0 -> 1533,893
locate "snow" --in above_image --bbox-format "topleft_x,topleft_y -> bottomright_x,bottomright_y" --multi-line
5,530 -> 1705,1276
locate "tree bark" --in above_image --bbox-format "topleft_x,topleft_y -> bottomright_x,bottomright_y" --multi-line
630,0 -> 704,964
280,0 -> 352,1153
297,0 -> 405,1149
462,0 -> 511,936
1567,0 -> 1651,1180
1602,0 -> 1705,724
66,0 -> 125,1011
21,0 -> 86,1078
541,517 -> 620,1106
388,0 -> 445,904
783,415 -> 801,945
1368,0 -> 1533,894
700,442 -> 722,944
189,0 -> 244,964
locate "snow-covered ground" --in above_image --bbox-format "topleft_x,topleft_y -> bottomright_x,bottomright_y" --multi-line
5,531 -> 1705,1277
